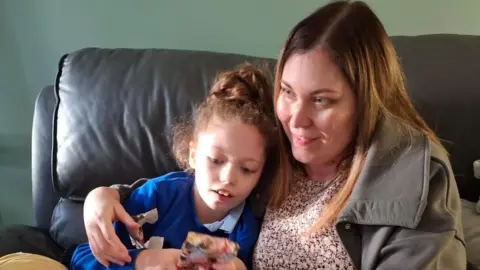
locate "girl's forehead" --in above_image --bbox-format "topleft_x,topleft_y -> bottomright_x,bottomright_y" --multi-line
196,120 -> 266,162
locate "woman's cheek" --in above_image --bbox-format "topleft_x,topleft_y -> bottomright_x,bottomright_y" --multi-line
321,110 -> 354,147
275,98 -> 290,123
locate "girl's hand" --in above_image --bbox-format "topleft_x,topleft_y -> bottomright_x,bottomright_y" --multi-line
134,249 -> 182,270
212,257 -> 246,270
198,257 -> 246,270
83,186 -> 140,267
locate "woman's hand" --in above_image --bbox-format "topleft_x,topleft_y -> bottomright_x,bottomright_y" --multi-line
83,186 -> 140,267
134,249 -> 182,270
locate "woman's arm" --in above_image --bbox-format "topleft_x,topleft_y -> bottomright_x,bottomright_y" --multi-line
82,178 -> 147,267
110,178 -> 149,204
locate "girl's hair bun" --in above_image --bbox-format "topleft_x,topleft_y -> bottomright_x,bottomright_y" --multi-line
208,63 -> 273,115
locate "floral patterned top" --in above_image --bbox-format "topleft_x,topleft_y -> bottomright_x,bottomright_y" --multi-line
252,176 -> 354,269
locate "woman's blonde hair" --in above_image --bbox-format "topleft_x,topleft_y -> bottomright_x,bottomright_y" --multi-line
269,0 -> 443,233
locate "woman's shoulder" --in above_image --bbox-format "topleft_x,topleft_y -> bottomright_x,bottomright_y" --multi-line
369,119 -> 451,174
339,120 -> 458,229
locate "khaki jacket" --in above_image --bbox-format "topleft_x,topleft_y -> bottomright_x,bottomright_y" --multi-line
335,120 -> 466,269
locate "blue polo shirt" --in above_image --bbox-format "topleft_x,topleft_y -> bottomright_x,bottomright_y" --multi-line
70,171 -> 259,270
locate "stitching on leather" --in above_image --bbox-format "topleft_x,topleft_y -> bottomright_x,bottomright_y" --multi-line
51,53 -> 69,195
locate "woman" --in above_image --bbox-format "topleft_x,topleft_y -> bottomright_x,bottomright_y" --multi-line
83,1 -> 466,269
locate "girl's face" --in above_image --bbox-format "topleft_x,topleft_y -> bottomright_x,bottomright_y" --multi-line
276,49 -> 356,178
190,117 -> 266,215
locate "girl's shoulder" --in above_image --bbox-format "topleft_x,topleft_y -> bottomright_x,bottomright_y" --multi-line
149,170 -> 194,184
145,171 -> 194,193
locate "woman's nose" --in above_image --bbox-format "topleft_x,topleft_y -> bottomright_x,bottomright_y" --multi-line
220,165 -> 236,185
290,103 -> 311,128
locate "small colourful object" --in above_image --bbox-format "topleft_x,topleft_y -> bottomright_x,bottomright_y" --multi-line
177,232 -> 240,269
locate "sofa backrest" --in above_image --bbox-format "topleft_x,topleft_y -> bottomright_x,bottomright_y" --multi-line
391,34 -> 480,202
32,34 -> 480,249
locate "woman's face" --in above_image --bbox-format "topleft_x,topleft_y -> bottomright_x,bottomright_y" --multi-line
276,49 -> 356,172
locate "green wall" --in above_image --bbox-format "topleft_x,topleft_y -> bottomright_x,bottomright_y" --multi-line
0,0 -> 479,227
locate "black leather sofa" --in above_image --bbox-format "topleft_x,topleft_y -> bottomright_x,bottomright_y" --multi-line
0,34 -> 479,268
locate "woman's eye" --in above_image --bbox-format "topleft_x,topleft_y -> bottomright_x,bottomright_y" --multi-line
281,87 -> 293,96
314,96 -> 329,104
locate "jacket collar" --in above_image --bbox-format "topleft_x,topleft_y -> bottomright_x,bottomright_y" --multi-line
337,120 -> 430,229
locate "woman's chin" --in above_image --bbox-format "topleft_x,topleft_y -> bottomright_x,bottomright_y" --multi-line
292,148 -> 317,164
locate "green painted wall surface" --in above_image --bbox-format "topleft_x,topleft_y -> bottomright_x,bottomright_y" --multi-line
0,0 -> 479,227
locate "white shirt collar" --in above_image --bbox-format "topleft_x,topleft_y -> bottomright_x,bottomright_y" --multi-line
203,201 -> 245,233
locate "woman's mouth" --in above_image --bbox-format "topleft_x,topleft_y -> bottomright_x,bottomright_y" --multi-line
292,135 -> 318,146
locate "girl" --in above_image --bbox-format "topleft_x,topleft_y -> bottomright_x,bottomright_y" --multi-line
70,64 -> 277,270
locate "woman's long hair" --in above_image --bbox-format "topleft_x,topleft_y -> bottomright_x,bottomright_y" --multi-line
268,0 -> 443,233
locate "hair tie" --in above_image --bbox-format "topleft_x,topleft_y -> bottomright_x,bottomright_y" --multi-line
234,75 -> 256,96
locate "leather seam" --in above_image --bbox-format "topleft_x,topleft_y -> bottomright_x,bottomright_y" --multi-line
51,53 -> 69,194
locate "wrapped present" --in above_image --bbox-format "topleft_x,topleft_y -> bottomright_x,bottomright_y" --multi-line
129,209 -> 159,249
177,232 -> 240,269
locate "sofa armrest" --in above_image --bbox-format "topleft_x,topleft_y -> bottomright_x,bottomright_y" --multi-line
0,225 -> 63,260
474,160 -> 480,180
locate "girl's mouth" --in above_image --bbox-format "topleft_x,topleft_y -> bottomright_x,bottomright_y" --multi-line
213,189 -> 232,197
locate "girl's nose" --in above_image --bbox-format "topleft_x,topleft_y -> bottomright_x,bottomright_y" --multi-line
220,164 -> 236,185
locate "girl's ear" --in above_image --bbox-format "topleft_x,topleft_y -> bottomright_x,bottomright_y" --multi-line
188,141 -> 196,169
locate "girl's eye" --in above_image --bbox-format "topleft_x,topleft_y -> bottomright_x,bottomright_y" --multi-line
208,157 -> 222,165
241,167 -> 256,174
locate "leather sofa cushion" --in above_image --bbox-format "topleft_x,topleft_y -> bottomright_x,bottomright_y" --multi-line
49,198 -> 87,249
